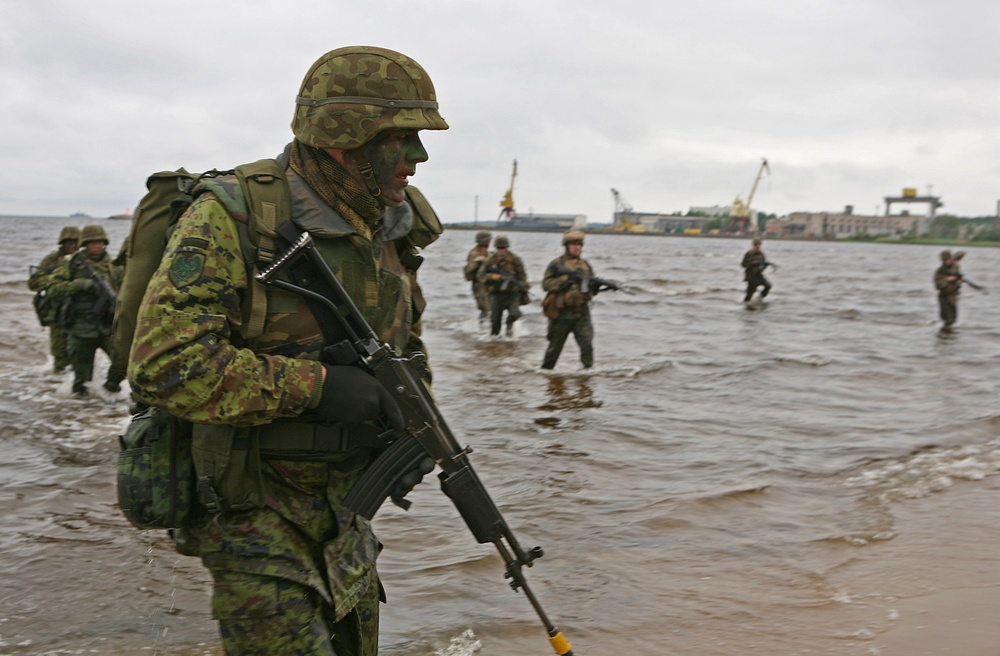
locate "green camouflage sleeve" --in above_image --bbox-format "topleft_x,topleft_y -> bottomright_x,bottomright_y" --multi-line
128,194 -> 323,426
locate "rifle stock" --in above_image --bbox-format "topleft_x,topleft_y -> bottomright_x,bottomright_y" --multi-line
256,231 -> 575,656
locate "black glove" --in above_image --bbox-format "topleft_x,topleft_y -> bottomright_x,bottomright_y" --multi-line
317,365 -> 405,430
391,456 -> 436,508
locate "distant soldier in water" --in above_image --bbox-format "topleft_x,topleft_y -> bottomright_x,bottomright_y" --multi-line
541,230 -> 595,370
741,236 -> 772,303
28,226 -> 80,373
934,250 -> 962,330
46,225 -> 123,395
478,234 -> 529,336
464,230 -> 492,325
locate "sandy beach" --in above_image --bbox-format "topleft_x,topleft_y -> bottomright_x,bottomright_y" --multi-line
866,476 -> 1000,655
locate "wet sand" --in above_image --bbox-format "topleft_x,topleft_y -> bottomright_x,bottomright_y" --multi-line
869,477 -> 1000,655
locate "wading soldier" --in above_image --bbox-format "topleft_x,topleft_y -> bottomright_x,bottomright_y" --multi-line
541,230 -> 595,369
478,234 -> 529,336
47,224 -> 122,396
741,236 -> 772,303
934,249 -> 962,330
128,46 -> 447,655
28,226 -> 79,373
464,230 -> 492,325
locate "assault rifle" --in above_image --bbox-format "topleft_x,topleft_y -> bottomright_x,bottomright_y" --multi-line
79,258 -> 119,319
256,231 -> 575,656
955,272 -> 986,292
485,264 -> 523,292
550,263 -> 631,294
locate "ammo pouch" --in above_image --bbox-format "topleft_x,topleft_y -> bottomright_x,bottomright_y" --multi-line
117,406 -> 195,529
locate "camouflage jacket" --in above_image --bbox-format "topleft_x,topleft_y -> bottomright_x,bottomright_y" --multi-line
464,245 -> 489,282
46,250 -> 121,338
128,161 -> 420,427
478,250 -> 528,294
934,263 -> 961,297
742,249 -> 768,279
543,253 -> 594,309
28,248 -> 67,292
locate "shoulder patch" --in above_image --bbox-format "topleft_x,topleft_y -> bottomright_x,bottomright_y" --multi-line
169,251 -> 205,287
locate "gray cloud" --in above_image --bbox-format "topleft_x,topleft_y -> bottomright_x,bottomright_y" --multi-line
2,0 -> 998,222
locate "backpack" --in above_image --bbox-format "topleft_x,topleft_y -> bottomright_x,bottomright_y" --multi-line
112,158 -> 290,530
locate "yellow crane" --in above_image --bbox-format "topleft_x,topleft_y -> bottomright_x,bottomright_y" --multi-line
611,188 -> 646,233
498,159 -> 517,222
728,158 -> 770,234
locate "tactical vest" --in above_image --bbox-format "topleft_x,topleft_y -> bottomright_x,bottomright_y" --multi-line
190,165 -> 415,513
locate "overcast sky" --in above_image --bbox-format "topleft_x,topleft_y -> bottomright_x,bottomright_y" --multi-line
3,0 -> 999,224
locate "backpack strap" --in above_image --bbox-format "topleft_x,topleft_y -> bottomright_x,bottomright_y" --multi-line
234,159 -> 291,342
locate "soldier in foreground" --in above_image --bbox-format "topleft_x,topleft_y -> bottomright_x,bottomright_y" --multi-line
741,236 -> 772,303
464,230 -> 492,325
46,225 -> 122,396
934,249 -> 962,330
28,226 -> 79,373
540,230 -> 596,370
478,234 -> 529,336
128,46 -> 447,655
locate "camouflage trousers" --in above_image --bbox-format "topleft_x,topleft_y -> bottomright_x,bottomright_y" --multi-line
49,326 -> 70,372
743,274 -> 771,303
938,293 -> 958,326
541,307 -> 593,369
67,332 -> 116,392
489,292 -> 522,336
472,283 -> 490,320
188,458 -> 382,656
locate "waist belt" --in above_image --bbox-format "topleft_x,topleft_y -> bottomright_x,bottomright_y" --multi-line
232,421 -> 387,455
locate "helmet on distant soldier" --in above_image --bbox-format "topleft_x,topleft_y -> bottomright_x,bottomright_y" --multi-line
494,235 -> 510,249
562,230 -> 585,246
58,226 -> 80,243
291,46 -> 449,150
752,236 -> 762,245
940,250 -> 952,261
79,224 -> 108,246
475,230 -> 492,246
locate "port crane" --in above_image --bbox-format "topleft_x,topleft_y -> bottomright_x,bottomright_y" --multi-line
611,188 -> 644,232
728,158 -> 770,234
498,159 -> 517,222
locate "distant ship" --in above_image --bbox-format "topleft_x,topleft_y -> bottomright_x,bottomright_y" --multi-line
69,211 -> 92,219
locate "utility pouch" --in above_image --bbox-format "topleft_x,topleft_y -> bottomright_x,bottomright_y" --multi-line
542,292 -> 560,320
117,405 -> 195,529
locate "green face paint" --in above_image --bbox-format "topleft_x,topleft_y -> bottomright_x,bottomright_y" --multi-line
361,129 -> 428,206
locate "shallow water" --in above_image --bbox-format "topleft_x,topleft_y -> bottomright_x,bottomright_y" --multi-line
1,216 -> 998,655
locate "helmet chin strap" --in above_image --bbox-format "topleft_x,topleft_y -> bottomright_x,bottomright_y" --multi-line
349,148 -> 383,200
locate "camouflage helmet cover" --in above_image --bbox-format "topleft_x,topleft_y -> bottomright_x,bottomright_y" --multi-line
292,46 -> 449,150
752,236 -> 762,244
494,234 -> 510,248
79,224 -> 109,245
475,230 -> 492,246
940,250 -> 952,261
562,229 -> 585,245
58,226 -> 81,243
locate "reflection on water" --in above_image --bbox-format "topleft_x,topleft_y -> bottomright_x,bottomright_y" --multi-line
3,219 -> 1000,655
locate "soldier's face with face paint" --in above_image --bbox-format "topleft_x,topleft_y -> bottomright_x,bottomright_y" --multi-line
361,129 -> 429,206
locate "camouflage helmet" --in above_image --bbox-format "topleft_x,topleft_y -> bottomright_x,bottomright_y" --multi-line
752,236 -> 762,245
494,234 -> 510,249
562,229 -> 585,245
940,249 -> 952,261
291,46 -> 449,150
58,226 -> 80,243
79,224 -> 108,246
475,230 -> 492,246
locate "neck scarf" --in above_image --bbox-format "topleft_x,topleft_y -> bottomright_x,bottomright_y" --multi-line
289,140 -> 384,240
